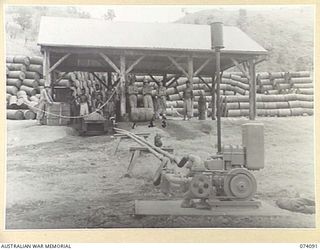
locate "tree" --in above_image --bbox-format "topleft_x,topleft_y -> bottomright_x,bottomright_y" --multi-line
5,21 -> 20,39
103,9 -> 116,21
13,8 -> 32,31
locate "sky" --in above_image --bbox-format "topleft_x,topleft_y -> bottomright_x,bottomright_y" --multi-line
78,5 -> 309,23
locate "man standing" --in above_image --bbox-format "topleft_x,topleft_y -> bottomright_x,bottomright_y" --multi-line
142,78 -> 154,110
104,88 -> 115,119
155,80 -> 167,118
127,78 -> 139,111
37,86 -> 53,125
198,92 -> 207,120
94,93 -> 104,115
183,80 -> 194,120
79,88 -> 89,117
92,83 -> 102,110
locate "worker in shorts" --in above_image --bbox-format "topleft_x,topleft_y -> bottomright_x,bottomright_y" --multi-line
183,80 -> 194,120
79,88 -> 89,117
36,86 -> 53,125
127,78 -> 139,111
104,88 -> 115,119
142,78 -> 154,110
94,93 -> 104,115
155,80 -> 167,118
92,83 -> 102,110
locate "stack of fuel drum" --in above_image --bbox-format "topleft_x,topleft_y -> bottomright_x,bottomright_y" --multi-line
165,71 -> 313,117
6,55 -> 44,120
6,54 -> 314,119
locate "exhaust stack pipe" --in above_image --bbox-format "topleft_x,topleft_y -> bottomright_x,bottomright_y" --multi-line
210,22 -> 224,153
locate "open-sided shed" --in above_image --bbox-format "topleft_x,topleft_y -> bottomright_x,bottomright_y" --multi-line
38,16 -> 267,120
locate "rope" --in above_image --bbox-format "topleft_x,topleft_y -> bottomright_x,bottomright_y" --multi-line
23,86 -> 118,119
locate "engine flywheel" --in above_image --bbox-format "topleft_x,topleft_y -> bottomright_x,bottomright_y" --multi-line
224,168 -> 257,200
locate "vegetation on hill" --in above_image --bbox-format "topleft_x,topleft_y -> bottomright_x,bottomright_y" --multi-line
5,6 -> 314,72
176,7 -> 314,72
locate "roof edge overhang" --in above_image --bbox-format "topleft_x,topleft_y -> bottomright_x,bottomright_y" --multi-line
39,44 -> 268,57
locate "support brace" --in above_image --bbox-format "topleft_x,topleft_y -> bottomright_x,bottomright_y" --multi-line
99,53 -> 120,74
166,75 -> 181,88
149,74 -> 160,86
54,72 -> 69,84
48,53 -> 71,73
231,58 -> 251,80
126,56 -> 145,74
194,58 -> 212,76
198,76 -> 212,92
167,56 -> 188,77
92,72 -> 108,89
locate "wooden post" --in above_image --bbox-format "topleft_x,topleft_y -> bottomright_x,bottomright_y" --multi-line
253,64 -> 257,118
215,48 -> 222,153
120,55 -> 126,118
249,59 -> 256,120
211,74 -> 216,120
43,50 -> 51,88
188,56 -> 193,84
163,74 -> 167,87
108,72 -> 112,89
188,56 -> 194,117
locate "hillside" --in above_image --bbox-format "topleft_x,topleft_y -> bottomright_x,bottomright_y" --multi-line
176,7 -> 314,72
5,6 -> 314,72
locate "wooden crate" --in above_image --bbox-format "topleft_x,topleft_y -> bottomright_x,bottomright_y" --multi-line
43,102 -> 70,126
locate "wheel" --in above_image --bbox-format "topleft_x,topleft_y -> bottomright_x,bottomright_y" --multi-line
189,174 -> 212,198
224,168 -> 257,200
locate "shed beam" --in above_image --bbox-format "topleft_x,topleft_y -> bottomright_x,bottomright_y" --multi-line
188,56 -> 194,118
99,53 -> 120,73
54,71 -> 69,84
194,58 -> 212,76
231,58 -> 251,80
48,53 -> 71,74
167,56 -> 188,78
44,46 -> 217,58
243,61 -> 249,72
162,74 -> 167,87
148,74 -> 160,86
254,56 -> 267,65
119,55 -> 126,117
166,75 -> 181,88
165,57 -> 186,71
188,56 -> 194,83
92,72 -> 108,89
164,75 -> 176,83
43,50 -> 51,88
249,59 -> 256,120
125,56 -> 145,74
211,73 -> 216,120
44,45 -> 267,59
107,72 -> 112,89
198,75 -> 212,92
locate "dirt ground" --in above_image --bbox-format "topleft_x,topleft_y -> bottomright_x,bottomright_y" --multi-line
6,116 -> 315,229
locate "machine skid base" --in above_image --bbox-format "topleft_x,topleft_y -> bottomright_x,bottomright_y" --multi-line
134,200 -> 289,217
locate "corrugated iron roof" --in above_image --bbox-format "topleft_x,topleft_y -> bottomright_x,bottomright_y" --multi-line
38,16 -> 267,54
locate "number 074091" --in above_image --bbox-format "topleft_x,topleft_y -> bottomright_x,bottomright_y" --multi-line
300,244 -> 318,248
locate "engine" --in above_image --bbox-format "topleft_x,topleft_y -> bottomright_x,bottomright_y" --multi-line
154,123 -> 264,209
